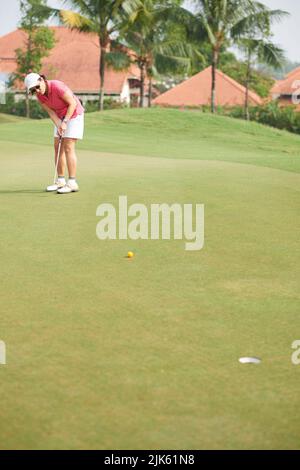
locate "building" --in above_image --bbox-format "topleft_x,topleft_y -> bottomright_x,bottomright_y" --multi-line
270,67 -> 300,111
153,66 -> 263,108
0,26 -> 149,106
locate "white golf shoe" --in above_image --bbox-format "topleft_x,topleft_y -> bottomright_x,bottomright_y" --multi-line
46,180 -> 65,192
57,180 -> 79,194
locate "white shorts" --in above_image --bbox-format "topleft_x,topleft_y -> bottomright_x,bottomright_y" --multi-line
54,113 -> 84,140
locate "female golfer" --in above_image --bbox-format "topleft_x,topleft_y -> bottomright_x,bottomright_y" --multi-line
24,73 -> 84,194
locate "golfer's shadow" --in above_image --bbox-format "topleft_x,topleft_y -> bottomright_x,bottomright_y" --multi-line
0,189 -> 46,194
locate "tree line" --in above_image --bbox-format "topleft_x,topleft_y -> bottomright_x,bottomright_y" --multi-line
12,0 -> 288,118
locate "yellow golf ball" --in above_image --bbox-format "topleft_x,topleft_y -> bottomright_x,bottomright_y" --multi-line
127,251 -> 134,258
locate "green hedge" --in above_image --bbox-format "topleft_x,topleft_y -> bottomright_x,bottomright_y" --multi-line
2,93 -> 299,134
223,102 -> 300,135
0,94 -> 128,118
155,101 -> 300,135
0,93 -> 48,119
84,98 -> 128,112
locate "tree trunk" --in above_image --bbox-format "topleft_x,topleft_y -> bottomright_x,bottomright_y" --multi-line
148,77 -> 152,108
211,48 -> 218,114
139,63 -> 145,108
26,32 -> 32,118
99,38 -> 106,111
245,52 -> 252,121
26,91 -> 30,119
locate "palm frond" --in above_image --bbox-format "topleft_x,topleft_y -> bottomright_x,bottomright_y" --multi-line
61,0 -> 96,18
118,0 -> 142,17
106,50 -> 131,70
154,52 -> 191,75
257,41 -> 286,69
231,8 -> 289,38
59,9 -> 96,32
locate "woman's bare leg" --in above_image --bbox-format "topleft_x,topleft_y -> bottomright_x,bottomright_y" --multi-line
54,137 -> 66,177
63,138 -> 77,178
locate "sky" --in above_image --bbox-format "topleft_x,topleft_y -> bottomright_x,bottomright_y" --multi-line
0,0 -> 299,62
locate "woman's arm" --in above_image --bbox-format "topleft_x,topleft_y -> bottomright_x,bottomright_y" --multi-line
61,91 -> 77,122
40,102 -> 61,129
58,91 -> 77,135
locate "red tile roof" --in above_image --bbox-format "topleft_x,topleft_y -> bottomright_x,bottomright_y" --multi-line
271,80 -> 283,94
0,27 -> 141,93
271,67 -> 300,96
285,66 -> 300,80
153,66 -> 263,107
0,29 -> 27,74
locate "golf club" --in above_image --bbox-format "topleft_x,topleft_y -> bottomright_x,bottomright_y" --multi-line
53,133 -> 63,184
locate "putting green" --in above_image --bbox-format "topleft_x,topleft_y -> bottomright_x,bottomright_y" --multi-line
0,109 -> 299,449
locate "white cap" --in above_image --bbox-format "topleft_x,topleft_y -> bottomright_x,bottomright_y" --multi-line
24,73 -> 41,91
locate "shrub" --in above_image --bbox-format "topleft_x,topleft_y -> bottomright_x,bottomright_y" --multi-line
0,94 -> 128,118
223,102 -> 300,135
0,93 -> 48,119
84,98 -> 128,113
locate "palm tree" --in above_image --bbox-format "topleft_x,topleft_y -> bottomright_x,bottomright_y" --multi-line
120,0 -> 199,107
185,0 -> 285,113
240,38 -> 285,120
233,8 -> 288,119
57,0 -> 140,111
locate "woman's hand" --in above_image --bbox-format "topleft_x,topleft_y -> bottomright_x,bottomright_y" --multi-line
58,120 -> 67,136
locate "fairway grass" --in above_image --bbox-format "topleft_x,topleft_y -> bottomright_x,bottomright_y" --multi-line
0,109 -> 299,449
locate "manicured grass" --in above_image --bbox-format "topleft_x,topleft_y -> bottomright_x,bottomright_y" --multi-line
0,109 -> 299,449
1,108 -> 300,172
0,113 -> 23,124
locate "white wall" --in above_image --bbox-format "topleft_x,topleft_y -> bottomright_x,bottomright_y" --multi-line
120,80 -> 130,104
